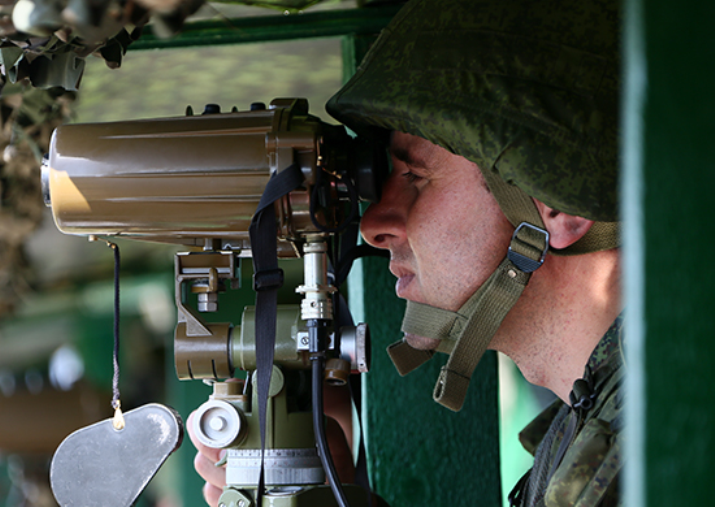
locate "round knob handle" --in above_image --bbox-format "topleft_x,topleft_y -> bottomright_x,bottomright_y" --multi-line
193,399 -> 245,449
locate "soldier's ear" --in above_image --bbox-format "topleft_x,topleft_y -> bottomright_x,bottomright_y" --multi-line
534,200 -> 594,250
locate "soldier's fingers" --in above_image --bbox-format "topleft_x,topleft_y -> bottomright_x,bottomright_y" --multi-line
203,482 -> 223,507
194,450 -> 227,488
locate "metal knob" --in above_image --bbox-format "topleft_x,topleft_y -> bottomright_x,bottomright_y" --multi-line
192,399 -> 246,449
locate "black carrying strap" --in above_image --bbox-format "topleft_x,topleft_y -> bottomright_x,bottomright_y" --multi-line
547,377 -> 595,482
249,162 -> 304,502
508,468 -> 532,507
547,364 -> 624,483
110,242 -> 121,413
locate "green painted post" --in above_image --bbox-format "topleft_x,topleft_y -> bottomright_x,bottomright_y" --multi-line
623,0 -> 715,505
344,38 -> 502,507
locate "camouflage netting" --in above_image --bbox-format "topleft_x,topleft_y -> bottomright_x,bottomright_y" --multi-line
0,0 -> 350,92
0,84 -> 74,315
0,0 -> 179,319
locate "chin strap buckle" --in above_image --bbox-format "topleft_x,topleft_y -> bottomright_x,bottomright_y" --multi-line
508,222 -> 550,273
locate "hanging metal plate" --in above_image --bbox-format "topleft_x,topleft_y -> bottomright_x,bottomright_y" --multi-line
50,403 -> 183,507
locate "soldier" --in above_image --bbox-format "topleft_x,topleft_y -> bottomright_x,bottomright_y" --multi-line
192,0 -> 624,505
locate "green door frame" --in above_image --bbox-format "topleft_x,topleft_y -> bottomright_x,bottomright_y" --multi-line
623,0 -> 715,505
131,6 -> 402,49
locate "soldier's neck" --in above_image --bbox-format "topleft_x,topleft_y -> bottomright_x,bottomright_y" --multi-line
491,248 -> 622,404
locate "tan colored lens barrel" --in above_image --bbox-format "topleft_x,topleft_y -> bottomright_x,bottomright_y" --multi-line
43,102 -> 319,247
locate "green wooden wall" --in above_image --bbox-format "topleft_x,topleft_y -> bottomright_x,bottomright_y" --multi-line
623,0 -> 715,504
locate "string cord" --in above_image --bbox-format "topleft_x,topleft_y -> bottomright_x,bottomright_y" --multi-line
92,236 -> 125,430
109,242 -> 121,411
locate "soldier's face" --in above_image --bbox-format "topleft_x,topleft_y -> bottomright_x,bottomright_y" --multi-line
360,132 -> 513,347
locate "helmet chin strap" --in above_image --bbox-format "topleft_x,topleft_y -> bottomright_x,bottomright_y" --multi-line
385,160 -> 620,412
387,221 -> 549,412
387,166 -> 554,412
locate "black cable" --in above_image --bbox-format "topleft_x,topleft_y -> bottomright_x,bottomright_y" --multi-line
309,320 -> 349,507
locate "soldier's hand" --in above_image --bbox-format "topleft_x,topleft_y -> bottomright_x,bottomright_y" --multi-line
188,410 -> 226,507
188,382 -> 355,507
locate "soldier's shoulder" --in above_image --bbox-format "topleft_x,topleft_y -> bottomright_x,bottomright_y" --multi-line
544,386 -> 624,507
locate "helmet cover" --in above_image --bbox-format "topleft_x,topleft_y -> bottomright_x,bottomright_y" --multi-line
327,0 -> 621,223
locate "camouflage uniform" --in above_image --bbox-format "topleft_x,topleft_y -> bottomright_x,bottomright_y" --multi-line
510,315 -> 625,507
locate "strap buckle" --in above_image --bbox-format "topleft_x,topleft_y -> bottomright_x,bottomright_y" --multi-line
253,268 -> 284,292
508,222 -> 550,273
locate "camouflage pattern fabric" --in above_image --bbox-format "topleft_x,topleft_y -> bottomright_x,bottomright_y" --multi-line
0,84 -> 75,316
514,315 -> 625,507
327,0 -> 621,223
1,1 -> 150,88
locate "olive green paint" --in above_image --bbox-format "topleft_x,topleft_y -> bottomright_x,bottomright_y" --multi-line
152,9 -> 400,505
624,0 -> 715,504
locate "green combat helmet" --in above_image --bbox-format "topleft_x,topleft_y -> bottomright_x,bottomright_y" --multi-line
327,0 -> 621,411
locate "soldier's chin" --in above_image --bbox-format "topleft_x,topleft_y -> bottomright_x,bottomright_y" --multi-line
404,333 -> 440,351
